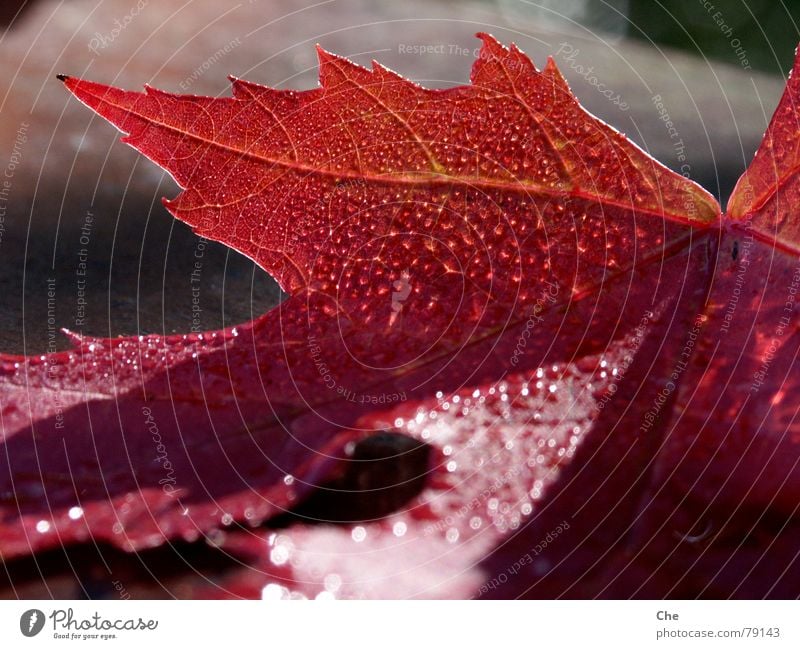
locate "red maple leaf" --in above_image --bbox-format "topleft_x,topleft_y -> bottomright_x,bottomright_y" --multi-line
1,34 -> 797,598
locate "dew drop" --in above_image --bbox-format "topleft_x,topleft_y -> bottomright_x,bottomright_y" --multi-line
261,583 -> 288,600
351,526 -> 367,542
315,591 -> 335,601
270,545 -> 290,566
324,573 -> 342,592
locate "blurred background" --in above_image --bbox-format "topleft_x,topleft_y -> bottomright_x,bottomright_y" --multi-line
0,0 -> 797,595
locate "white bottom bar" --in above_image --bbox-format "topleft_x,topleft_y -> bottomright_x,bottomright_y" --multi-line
1,600 -> 796,647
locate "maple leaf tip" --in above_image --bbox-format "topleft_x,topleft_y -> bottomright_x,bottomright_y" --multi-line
370,59 -> 407,82
60,327 -> 86,347
315,43 -> 335,63
475,32 -> 504,51
791,42 -> 800,77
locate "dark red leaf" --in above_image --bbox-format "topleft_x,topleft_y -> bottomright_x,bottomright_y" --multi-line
1,34 -> 796,599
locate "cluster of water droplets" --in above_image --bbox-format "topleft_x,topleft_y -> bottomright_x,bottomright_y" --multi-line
252,349 -> 632,599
